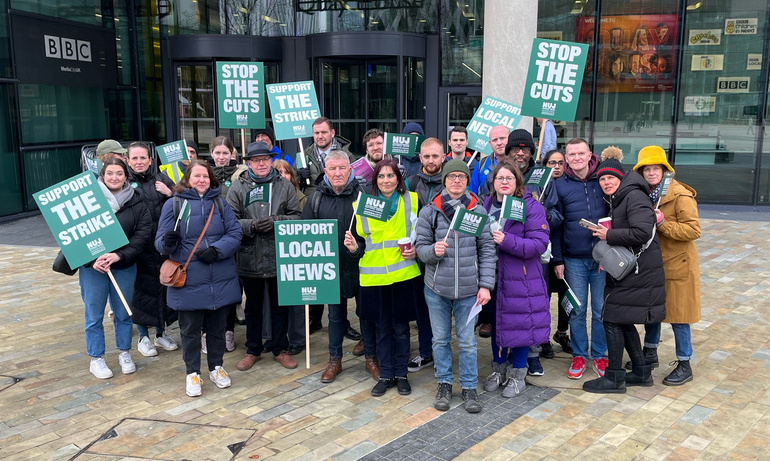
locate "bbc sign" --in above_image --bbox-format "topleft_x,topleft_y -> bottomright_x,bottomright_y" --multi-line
717,77 -> 750,94
44,35 -> 92,62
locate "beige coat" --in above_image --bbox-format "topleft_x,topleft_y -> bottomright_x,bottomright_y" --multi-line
656,179 -> 701,323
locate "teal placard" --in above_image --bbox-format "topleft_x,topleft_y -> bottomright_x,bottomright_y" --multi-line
466,96 -> 523,155
275,219 -> 340,306
449,207 -> 489,238
34,171 -> 129,268
524,166 -> 553,189
383,133 -> 423,157
216,61 -> 265,129
521,39 -> 589,122
354,192 -> 392,222
266,81 -> 321,140
501,195 -> 527,223
245,184 -> 271,207
156,140 -> 189,165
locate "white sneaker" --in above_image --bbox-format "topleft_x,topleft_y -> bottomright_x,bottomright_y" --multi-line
154,334 -> 178,351
138,336 -> 158,357
209,366 -> 231,389
225,331 -> 236,352
89,357 -> 113,379
201,333 -> 207,354
186,373 -> 202,397
119,351 -> 136,374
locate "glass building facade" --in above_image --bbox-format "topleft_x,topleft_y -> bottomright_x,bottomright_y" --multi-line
0,0 -> 767,218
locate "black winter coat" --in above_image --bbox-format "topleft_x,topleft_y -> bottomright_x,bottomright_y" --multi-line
110,191 -> 153,270
300,176 -> 365,299
601,171 -> 666,324
127,168 -> 176,329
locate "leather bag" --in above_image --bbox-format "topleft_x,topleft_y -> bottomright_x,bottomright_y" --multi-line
52,250 -> 78,276
159,203 -> 215,287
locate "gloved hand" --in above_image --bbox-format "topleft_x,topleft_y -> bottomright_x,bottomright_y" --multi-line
163,231 -> 181,248
196,247 -> 219,264
254,216 -> 278,233
297,168 -> 311,182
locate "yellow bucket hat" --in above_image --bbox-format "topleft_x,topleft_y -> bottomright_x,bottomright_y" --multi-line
633,145 -> 674,174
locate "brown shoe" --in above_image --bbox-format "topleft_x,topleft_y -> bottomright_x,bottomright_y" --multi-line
479,323 -> 492,338
352,340 -> 365,356
237,353 -> 260,371
274,351 -> 298,369
321,357 -> 342,383
365,356 -> 380,381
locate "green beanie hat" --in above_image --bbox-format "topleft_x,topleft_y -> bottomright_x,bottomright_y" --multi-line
442,159 -> 471,186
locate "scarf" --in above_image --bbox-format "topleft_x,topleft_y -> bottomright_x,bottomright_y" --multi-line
440,191 -> 472,221
98,177 -> 134,212
377,191 -> 401,220
648,185 -> 660,205
248,167 -> 276,184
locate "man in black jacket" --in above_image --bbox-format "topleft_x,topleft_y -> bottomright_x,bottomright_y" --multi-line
301,150 -> 367,383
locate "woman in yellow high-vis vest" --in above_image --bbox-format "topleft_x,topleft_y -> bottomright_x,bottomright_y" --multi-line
346,159 -> 421,398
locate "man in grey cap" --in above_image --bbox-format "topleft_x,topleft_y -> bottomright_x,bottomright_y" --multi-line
96,139 -> 127,164
227,141 -> 302,370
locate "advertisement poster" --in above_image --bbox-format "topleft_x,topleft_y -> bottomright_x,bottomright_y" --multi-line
684,96 -> 716,116
216,62 -> 265,129
747,54 -> 762,71
688,29 -> 721,45
691,55 -> 724,71
576,14 -> 677,93
725,18 -> 757,35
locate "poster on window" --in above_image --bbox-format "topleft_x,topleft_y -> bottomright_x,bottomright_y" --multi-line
576,15 -> 677,93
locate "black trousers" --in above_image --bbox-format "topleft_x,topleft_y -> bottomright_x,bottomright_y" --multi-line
242,277 -> 287,356
604,321 -> 645,370
179,306 -> 229,374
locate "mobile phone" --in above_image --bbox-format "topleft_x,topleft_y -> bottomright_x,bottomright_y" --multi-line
579,218 -> 599,229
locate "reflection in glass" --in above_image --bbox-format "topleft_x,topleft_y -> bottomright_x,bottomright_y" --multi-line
440,0 -> 483,85
0,84 -> 22,215
177,65 -> 215,153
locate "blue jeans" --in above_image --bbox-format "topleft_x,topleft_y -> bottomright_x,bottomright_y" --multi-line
136,324 -> 164,338
424,287 -> 478,389
79,265 -> 136,357
328,297 -> 349,358
564,257 -> 607,360
642,322 -> 693,361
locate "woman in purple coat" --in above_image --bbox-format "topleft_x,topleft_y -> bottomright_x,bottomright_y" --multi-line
482,161 -> 550,398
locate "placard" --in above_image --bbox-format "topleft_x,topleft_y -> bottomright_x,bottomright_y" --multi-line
245,184 -> 271,207
266,81 -> 321,140
156,140 -> 189,165
216,61 -> 265,129
353,192 -> 392,222
384,133 -> 422,157
275,220 -> 339,305
34,172 -> 129,268
524,166 -> 553,189
501,195 -> 527,223
448,207 -> 489,238
466,96 -> 523,155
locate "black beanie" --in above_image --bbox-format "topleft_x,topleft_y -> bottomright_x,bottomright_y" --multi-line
253,127 -> 276,145
184,139 -> 198,154
596,146 -> 625,181
505,129 -> 536,153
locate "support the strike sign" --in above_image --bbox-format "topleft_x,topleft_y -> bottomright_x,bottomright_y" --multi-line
216,62 -> 265,129
266,81 -> 321,140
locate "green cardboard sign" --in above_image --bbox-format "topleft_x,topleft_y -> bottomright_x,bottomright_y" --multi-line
156,140 -> 189,165
659,172 -> 674,197
216,61 -> 265,129
501,195 -> 527,223
521,39 -> 589,122
266,81 -> 321,140
524,166 -> 553,189
275,220 -> 340,305
245,184 -> 271,207
384,132 -> 423,157
34,172 -> 129,268
466,96 -> 523,155
353,192 -> 392,222
449,207 -> 489,237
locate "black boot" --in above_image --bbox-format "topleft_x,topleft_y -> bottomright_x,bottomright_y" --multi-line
662,360 -> 693,386
583,368 -> 626,394
626,364 -> 654,387
624,347 -> 659,370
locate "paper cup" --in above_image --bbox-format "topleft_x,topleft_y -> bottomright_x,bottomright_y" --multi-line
397,237 -> 412,254
598,217 -> 612,229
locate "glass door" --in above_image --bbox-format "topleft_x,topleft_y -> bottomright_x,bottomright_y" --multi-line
176,64 -> 215,153
439,88 -> 481,145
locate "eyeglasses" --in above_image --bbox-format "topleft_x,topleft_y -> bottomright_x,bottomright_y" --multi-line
494,176 -> 515,183
446,173 -> 467,182
248,156 -> 272,164
508,147 -> 531,155
547,160 -> 565,166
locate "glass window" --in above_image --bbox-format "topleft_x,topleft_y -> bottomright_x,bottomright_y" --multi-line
10,0 -> 103,26
18,84 -> 109,144
23,146 -> 81,211
0,84 -> 22,215
440,0 -> 483,86
0,2 -> 11,77
178,64 -> 215,154
219,0 -> 293,35
404,57 -> 426,125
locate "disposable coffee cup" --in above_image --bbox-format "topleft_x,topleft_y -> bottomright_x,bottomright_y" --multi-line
598,217 -> 612,229
397,237 -> 412,254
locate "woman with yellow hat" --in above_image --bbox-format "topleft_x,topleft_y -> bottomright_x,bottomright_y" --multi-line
631,145 -> 701,386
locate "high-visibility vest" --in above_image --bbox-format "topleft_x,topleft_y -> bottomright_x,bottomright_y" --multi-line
356,191 -> 420,287
160,161 -> 186,184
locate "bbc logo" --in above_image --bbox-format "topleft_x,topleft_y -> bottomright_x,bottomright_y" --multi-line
718,80 -> 748,90
44,35 -> 92,62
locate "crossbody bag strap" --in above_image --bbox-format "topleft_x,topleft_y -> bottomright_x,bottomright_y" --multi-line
634,225 -> 657,257
182,204 -> 215,270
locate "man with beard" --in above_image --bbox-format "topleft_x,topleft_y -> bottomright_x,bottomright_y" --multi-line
351,128 -> 388,192
296,117 -> 355,196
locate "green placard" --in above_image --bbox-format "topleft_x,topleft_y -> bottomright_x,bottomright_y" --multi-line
659,172 -> 674,197
216,61 -> 265,129
521,39 -> 589,122
501,195 -> 527,223
275,219 -> 340,305
156,140 -> 189,165
449,207 -> 489,237
561,282 -> 582,317
266,81 -> 321,140
466,96 -> 523,155
34,171 -> 129,268
383,133 -> 423,157
245,184 -> 271,207
525,166 -> 553,189
353,192 -> 392,222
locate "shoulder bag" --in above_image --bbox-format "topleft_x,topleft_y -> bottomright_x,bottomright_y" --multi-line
592,226 -> 656,281
159,203 -> 215,287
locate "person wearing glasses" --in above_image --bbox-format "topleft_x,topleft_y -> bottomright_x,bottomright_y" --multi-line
415,159 -> 496,413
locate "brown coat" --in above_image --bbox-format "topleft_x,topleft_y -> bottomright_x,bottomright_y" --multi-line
656,179 -> 701,324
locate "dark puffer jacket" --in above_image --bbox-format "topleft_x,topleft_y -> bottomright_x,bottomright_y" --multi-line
127,168 -> 176,329
300,175 -> 365,299
109,191 -> 153,270
226,168 -> 301,278
155,187 -> 242,311
407,170 -> 444,209
601,171 -> 666,324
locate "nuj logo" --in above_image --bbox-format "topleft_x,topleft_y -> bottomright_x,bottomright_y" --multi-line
462,214 -> 482,226
301,287 -> 317,295
541,102 -> 557,115
366,197 -> 385,210
86,238 -> 103,251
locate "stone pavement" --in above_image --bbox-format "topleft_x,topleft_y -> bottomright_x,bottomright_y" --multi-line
1,213 -> 770,460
